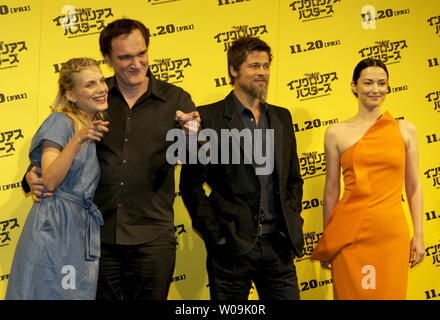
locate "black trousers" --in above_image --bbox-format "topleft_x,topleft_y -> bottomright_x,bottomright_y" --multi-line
206,232 -> 300,300
96,229 -> 176,300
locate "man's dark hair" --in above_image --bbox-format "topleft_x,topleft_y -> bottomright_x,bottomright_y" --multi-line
99,18 -> 150,58
227,36 -> 272,85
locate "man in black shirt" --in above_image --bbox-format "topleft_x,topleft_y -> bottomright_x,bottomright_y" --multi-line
180,36 -> 304,300
24,19 -> 199,300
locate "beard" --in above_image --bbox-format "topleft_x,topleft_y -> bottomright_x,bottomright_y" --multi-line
249,80 -> 268,102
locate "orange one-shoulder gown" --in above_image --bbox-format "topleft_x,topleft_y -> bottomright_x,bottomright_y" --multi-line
310,111 -> 411,300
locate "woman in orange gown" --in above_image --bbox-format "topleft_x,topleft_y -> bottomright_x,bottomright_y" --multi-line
310,58 -> 425,300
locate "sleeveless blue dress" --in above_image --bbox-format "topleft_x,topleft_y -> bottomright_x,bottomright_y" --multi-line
6,112 -> 103,300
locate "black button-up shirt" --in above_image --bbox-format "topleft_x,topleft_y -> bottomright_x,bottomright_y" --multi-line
232,93 -> 276,223
94,70 -> 196,244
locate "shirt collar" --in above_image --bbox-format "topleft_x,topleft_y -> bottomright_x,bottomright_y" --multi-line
232,91 -> 268,115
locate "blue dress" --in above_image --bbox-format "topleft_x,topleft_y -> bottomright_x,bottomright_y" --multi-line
6,112 -> 103,300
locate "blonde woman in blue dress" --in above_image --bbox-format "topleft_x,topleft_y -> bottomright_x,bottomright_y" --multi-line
6,57 -> 109,299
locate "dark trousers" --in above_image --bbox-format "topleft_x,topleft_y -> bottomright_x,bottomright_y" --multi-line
96,229 -> 176,300
206,232 -> 300,300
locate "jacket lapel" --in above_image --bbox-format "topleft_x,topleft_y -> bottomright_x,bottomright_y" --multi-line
223,92 -> 247,132
222,92 -> 253,165
268,106 -> 283,180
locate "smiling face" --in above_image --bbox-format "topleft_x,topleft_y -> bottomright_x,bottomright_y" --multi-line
230,50 -> 270,101
105,28 -> 149,90
351,66 -> 388,110
66,67 -> 108,118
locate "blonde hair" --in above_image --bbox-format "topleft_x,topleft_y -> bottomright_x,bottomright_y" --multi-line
52,57 -> 107,131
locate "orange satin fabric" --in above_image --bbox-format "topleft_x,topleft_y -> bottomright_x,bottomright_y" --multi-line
311,111 -> 410,300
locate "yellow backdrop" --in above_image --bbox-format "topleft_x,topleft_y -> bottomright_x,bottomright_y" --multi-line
1,0 -> 439,300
